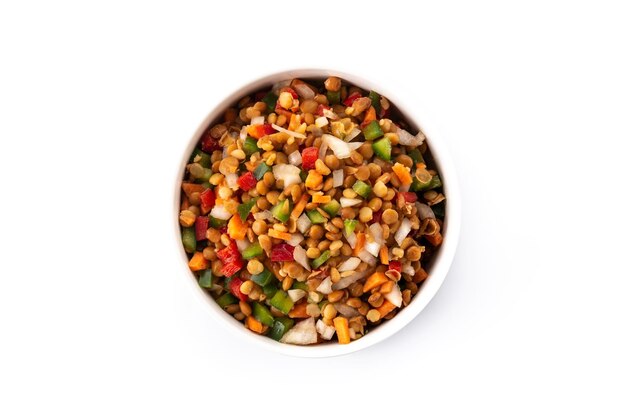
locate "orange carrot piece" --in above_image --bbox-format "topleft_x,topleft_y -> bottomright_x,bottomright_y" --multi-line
288,303 -> 309,318
363,272 -> 388,293
227,213 -> 248,240
305,171 -> 323,189
377,299 -> 396,318
268,229 -> 292,241
354,232 -> 366,255
246,315 -> 264,333
380,245 -> 389,265
392,163 -> 413,185
312,194 -> 331,204
362,106 -> 376,126
188,252 -> 208,271
180,196 -> 190,211
290,193 -> 310,221
333,317 -> 350,344
181,182 -> 205,198
425,232 -> 443,247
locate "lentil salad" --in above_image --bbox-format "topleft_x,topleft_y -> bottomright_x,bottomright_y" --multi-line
179,76 -> 445,345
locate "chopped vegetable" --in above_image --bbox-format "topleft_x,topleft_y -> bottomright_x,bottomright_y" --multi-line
333,317 -> 350,344
195,216 -> 209,241
272,164 -> 302,188
301,147 -> 319,170
237,171 -> 257,191
384,283 -> 402,307
228,276 -> 248,301
343,91 -> 361,106
253,162 -> 271,180
269,316 -> 294,341
363,272 -> 388,292
216,242 -> 244,277
242,137 -> 260,156
262,91 -> 278,112
198,269 -> 213,288
311,250 -> 331,269
199,188 -> 216,212
253,302 -> 275,326
270,243 -> 295,262
216,293 -> 237,308
343,219 -> 357,237
376,299 -> 396,318
227,212 -> 247,240
326,90 -> 341,105
316,319 -> 336,340
247,123 -> 276,139
352,180 -> 372,199
306,209 -> 326,224
368,90 -> 381,114
271,199 -> 291,223
280,317 -> 317,345
188,252 -> 208,272
322,134 -> 351,159
363,120 -> 384,141
312,194 -> 331,204
237,198 -> 257,222
246,315 -> 264,333
321,199 -> 340,217
250,268 -> 274,287
242,242 -> 263,260
270,290 -> 294,314
372,137 -> 391,160
181,227 -> 196,253
392,163 -> 413,185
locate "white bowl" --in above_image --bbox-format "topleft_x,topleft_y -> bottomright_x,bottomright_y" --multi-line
174,69 -> 461,357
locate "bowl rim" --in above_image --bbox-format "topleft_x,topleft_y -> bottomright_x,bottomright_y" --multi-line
173,68 -> 461,357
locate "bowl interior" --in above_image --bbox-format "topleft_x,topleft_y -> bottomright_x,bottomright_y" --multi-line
174,69 -> 460,357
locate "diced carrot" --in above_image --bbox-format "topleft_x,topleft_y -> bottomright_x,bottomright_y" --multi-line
180,196 -> 190,211
227,213 -> 248,240
363,272 -> 388,293
392,163 -> 413,185
288,114 -> 301,131
333,317 -> 350,344
288,303 -> 309,318
268,229 -> 292,241
246,315 -> 264,334
380,245 -> 389,265
312,194 -> 331,204
305,171 -> 323,189
354,232 -> 366,255
290,193 -> 310,220
415,268 -> 428,283
377,299 -> 396,319
425,232 -> 443,247
188,252 -> 208,271
362,106 -> 376,126
182,182 -> 205,198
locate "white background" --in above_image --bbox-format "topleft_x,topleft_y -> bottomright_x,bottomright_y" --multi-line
1,1 -> 625,415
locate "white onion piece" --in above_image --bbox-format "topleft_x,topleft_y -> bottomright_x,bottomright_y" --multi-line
292,244 -> 310,271
316,277 -> 333,294
322,134 -> 351,159
365,241 -> 381,257
251,116 -> 264,126
210,205 -> 233,220
402,263 -> 415,277
280,317 -> 317,345
369,223 -> 383,245
397,128 -> 419,146
334,303 -> 360,318
384,284 -> 403,308
316,319 -> 336,340
358,249 -> 377,265
288,289 -> 307,303
395,218 -> 412,245
416,202 -> 435,220
292,82 -> 315,99
344,230 -> 357,248
236,239 -> 250,252
333,170 -> 344,188
272,164 -> 302,188
297,213 -> 311,234
225,173 -> 239,189
344,128 -> 361,142
271,123 -> 307,139
315,116 -> 328,128
323,108 -> 339,120
347,142 -> 364,151
288,150 -> 302,166
253,210 -> 273,220
416,131 -> 426,145
239,128 -> 247,140
287,233 -> 304,247
340,197 -> 362,207
318,140 -> 328,159
338,257 -> 361,272
332,269 -> 372,290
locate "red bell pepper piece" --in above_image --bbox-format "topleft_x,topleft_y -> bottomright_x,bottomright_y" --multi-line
228,276 -> 248,302
199,188 -> 216,212
389,260 -> 402,274
237,171 -> 257,191
247,123 -> 276,139
301,147 -> 318,170
400,192 -> 418,203
195,216 -> 209,241
200,130 -> 221,152
217,241 -> 244,277
270,243 -> 295,262
343,92 -> 362,107
315,104 -> 330,116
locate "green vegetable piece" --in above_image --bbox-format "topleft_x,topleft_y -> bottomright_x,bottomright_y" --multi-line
292,281 -> 308,290
368,91 -> 381,114
242,242 -> 263,260
198,269 -> 213,288
408,148 -> 425,165
431,201 -> 445,218
270,290 -> 294,315
299,168 -> 308,182
352,180 -> 371,199
254,162 -> 271,180
181,227 -> 196,253
327,90 -> 340,105
321,199 -> 340,217
306,209 -> 326,224
372,137 -> 391,161
242,136 -> 260,156
414,174 -> 442,192
344,219 -> 357,237
209,216 -> 228,228
262,281 -> 279,298
426,174 -> 442,190
189,149 -> 211,167
252,302 -> 275,326
409,177 -> 420,192
311,250 -> 331,269
363,120 -> 384,141
262,91 -> 278,112
271,199 -> 291,223
269,316 -> 294,341
237,198 -> 257,222
251,268 -> 274,287
216,293 -> 237,308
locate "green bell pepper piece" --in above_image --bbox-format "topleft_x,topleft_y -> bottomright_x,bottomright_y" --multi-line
262,281 -> 279,298
216,293 -> 237,308
242,242 -> 263,260
292,281 -> 308,290
209,216 -> 228,228
311,250 -> 331,269
363,120 -> 384,140
372,137 -> 391,161
271,199 -> 291,223
269,316 -> 294,341
352,180 -> 371,199
237,198 -> 257,222
408,148 -> 425,165
189,148 -> 211,167
307,209 -> 326,224
251,268 -> 274,287
198,269 -> 213,288
254,162 -> 271,180
253,302 -> 275,326
262,91 -> 278,112
343,219 -> 357,237
181,227 -> 196,253
270,290 -> 294,315
368,91 -> 381,114
321,199 -> 340,217
326,90 -> 340,105
243,136 -> 260,156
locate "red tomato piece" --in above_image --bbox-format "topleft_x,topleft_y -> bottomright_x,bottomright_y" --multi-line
199,188 -> 216,212
315,104 -> 330,116
270,243 -> 295,262
343,92 -> 362,107
217,242 -> 243,277
195,216 -> 209,241
400,192 -> 418,203
247,123 -> 276,139
389,260 -> 402,273
237,171 -> 257,191
228,276 -> 248,301
301,147 -> 319,170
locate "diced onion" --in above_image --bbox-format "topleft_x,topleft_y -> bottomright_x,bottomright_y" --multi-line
333,170 -> 344,188
347,142 -> 364,151
271,123 -> 306,139
316,277 -> 333,294
334,303 -> 360,318
293,245 -> 310,271
340,197 -> 362,207
384,283 -> 403,307
344,230 -> 357,248
315,116 -> 328,128
338,257 -> 361,272
280,317 -> 317,345
318,141 -> 328,159
369,223 -> 383,245
332,269 -> 372,290
416,202 -> 435,220
288,150 -> 302,166
287,233 -> 304,247
322,134 -> 351,159
251,116 -> 264,125
293,82 -> 315,99
358,249 -> 377,265
402,263 -> 415,277
210,205 -> 233,220
236,239 -> 250,252
397,128 -> 419,146
254,210 -> 273,220
394,218 -> 412,245
344,128 -> 361,142
316,319 -> 336,340
225,173 -> 238,189
323,108 -> 339,120
288,289 -> 307,303
272,164 -> 302,188
365,241 -> 381,257
297,213 -> 311,234
239,128 -> 247,140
